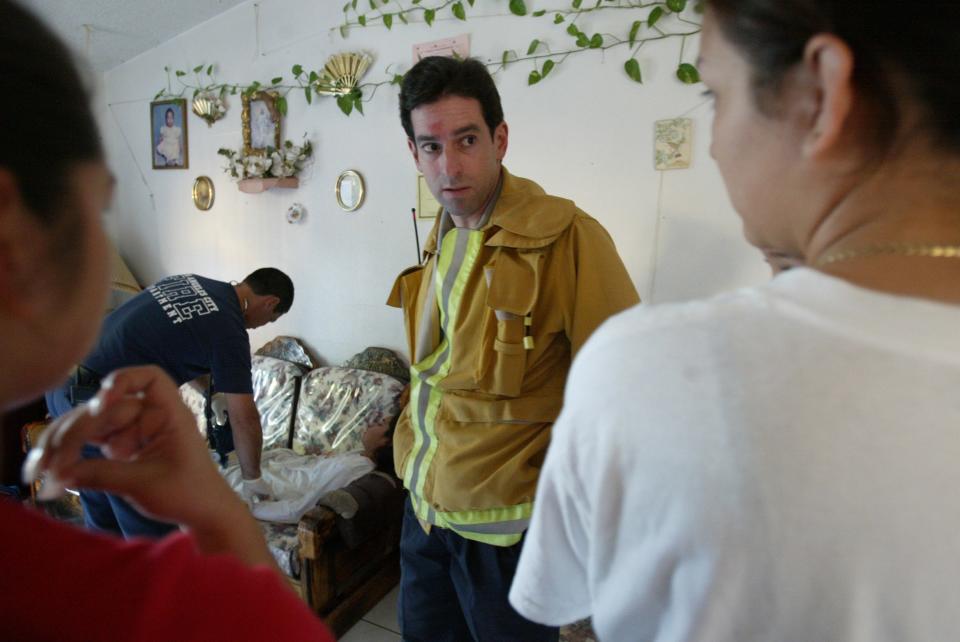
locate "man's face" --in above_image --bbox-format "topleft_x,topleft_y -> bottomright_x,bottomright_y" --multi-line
407,95 -> 508,220
245,298 -> 282,329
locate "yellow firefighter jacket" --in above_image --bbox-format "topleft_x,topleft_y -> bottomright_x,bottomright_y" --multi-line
387,168 -> 639,545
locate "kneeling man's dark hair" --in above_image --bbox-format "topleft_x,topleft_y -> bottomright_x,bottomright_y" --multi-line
243,268 -> 294,314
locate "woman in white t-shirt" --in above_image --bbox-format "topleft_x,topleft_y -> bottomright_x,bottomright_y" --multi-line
511,1 -> 960,641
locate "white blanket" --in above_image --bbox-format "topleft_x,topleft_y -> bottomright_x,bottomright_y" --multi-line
222,448 -> 374,524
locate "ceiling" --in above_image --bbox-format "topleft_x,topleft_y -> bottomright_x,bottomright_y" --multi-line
27,0 -> 249,72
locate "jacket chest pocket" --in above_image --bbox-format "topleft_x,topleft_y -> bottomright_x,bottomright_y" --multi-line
475,249 -> 543,397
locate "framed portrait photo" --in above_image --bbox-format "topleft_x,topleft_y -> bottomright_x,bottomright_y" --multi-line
150,99 -> 189,169
242,90 -> 281,156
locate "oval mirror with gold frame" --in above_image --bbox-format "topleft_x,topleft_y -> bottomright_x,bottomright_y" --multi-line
192,176 -> 215,211
336,170 -> 365,212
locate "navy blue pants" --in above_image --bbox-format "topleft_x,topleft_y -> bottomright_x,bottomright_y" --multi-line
46,382 -> 177,539
398,498 -> 559,642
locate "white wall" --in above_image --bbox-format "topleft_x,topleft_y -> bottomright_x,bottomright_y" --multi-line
98,0 -> 770,365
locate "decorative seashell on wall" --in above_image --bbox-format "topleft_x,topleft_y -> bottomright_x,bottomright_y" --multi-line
192,93 -> 227,126
313,52 -> 372,96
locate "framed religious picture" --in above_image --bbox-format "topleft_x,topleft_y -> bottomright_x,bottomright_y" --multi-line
242,90 -> 282,156
150,99 -> 189,169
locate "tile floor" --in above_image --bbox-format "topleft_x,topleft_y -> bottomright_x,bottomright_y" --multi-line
339,586 -> 401,641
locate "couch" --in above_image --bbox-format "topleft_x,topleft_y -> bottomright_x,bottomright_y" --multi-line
201,343 -> 409,637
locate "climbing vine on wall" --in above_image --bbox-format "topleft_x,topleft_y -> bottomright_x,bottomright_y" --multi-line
339,0 -> 704,86
154,0 -> 702,119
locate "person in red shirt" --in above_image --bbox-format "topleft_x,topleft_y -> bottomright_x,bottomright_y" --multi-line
0,2 -> 333,639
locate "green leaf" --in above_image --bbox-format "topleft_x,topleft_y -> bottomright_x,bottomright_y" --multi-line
271,76 -> 283,85
175,70 -> 186,77
309,70 -> 319,83
193,65 -> 203,73
391,73 -> 405,85
501,49 -> 517,69
629,20 -> 641,46
648,6 -> 664,27
666,0 -> 686,11
554,13 -> 565,23
532,9 -> 546,16
154,89 -> 164,99
206,64 -> 213,75
624,58 -> 642,83
572,0 -> 582,8
528,70 -> 542,85
337,94 -> 354,115
541,59 -> 555,78
358,14 -> 367,26
353,92 -> 364,115
399,12 -> 408,23
352,0 -> 358,8
304,86 -> 312,104
452,2 -> 465,20
527,39 -> 540,55
424,8 -> 435,25
339,24 -> 350,38
368,0 -> 376,9
276,95 -> 288,116
292,64 -> 303,76
566,23 -> 579,36
343,1 -> 350,11
384,12 -> 393,28
589,33 -> 603,48
509,0 -> 527,16
192,88 -> 199,97
576,33 -> 589,47
468,0 -> 475,5
676,62 -> 700,83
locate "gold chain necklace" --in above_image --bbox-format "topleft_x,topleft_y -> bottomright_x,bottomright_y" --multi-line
815,243 -> 960,266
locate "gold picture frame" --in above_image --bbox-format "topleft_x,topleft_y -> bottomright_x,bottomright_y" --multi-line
242,91 -> 281,156
417,174 -> 441,218
150,98 -> 189,169
336,170 -> 365,212
192,176 -> 215,211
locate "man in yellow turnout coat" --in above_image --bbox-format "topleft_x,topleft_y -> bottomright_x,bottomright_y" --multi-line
388,56 -> 639,641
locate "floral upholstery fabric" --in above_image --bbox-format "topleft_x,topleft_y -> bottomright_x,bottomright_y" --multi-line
255,336 -> 316,370
293,367 -> 405,456
342,347 -> 410,383
252,355 -> 306,451
560,620 -> 598,642
260,520 -> 301,578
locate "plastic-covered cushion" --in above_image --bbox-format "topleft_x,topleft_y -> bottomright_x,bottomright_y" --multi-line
293,366 -> 405,456
342,346 -> 409,383
252,355 -> 306,450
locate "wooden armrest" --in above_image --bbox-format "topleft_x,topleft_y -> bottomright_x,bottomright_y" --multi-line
297,505 -> 337,560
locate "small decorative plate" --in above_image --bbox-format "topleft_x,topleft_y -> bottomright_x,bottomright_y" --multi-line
192,176 -> 215,210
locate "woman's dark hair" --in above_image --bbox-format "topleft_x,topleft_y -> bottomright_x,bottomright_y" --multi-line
242,267 -> 295,314
165,108 -> 175,119
707,0 -> 960,152
399,56 -> 504,140
0,0 -> 103,225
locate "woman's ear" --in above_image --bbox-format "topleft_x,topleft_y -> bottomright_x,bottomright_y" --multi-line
800,34 -> 855,159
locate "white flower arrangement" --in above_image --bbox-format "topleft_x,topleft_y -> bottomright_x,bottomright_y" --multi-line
217,138 -> 313,180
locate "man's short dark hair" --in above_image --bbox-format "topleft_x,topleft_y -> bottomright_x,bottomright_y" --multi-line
399,56 -> 504,140
242,268 -> 294,314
